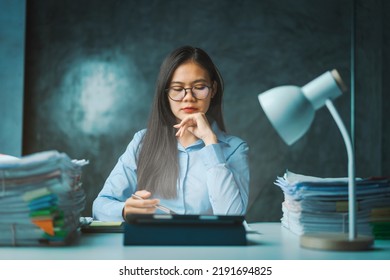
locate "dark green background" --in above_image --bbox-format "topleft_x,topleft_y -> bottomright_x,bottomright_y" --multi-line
21,0 -> 389,222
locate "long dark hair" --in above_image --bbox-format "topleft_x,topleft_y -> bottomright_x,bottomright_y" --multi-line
137,46 -> 225,198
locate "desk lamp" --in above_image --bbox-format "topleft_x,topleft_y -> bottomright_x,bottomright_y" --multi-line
258,69 -> 373,250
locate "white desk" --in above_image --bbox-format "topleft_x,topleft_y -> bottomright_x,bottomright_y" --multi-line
1,223 -> 389,260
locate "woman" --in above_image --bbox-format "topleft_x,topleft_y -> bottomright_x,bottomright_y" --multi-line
93,46 -> 249,221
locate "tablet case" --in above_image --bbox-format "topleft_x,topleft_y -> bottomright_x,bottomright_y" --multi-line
123,214 -> 247,245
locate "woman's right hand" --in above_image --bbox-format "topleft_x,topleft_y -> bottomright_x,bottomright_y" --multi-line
122,190 -> 159,218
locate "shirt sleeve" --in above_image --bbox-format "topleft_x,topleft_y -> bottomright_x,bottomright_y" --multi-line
199,140 -> 250,215
92,130 -> 144,221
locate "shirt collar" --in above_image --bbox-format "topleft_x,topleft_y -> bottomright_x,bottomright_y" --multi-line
211,121 -> 229,144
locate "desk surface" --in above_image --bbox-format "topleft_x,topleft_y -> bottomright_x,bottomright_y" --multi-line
1,223 -> 389,260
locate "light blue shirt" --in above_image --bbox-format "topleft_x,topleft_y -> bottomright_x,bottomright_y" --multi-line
92,123 -> 250,221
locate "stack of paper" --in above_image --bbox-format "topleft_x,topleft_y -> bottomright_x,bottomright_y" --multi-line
0,151 -> 88,246
274,170 -> 390,239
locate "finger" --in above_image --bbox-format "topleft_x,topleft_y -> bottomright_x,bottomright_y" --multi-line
130,197 -> 160,207
177,126 -> 187,137
181,125 -> 193,137
175,125 -> 187,137
124,205 -> 156,215
177,121 -> 196,137
177,116 -> 197,127
135,190 -> 152,199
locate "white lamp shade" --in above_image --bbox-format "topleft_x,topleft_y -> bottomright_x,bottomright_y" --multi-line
257,70 -> 373,250
258,85 -> 315,145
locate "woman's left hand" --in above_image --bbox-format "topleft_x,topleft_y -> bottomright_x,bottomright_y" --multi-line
173,112 -> 217,145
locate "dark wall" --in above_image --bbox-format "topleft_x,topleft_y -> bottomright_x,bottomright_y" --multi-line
23,0 -> 388,222
383,0 -> 390,175
354,0 -> 385,178
0,0 -> 25,157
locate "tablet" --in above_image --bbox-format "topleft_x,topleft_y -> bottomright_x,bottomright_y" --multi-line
125,213 -> 245,225
124,214 -> 247,245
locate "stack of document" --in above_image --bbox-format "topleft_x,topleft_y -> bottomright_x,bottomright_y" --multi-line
274,170 -> 390,238
0,150 -> 88,246
371,207 -> 390,239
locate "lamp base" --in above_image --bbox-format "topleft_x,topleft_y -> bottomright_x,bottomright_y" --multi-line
300,233 -> 374,251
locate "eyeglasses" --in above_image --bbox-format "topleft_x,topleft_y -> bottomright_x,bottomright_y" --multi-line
166,85 -> 212,101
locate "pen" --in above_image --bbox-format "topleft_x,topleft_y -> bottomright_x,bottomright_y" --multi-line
131,193 -> 176,215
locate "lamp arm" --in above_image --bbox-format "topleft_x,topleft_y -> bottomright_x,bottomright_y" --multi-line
325,99 -> 356,240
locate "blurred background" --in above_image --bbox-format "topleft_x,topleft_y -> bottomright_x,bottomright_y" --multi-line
1,0 -> 389,222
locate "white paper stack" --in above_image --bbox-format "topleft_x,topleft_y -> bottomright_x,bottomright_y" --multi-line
274,170 -> 390,237
0,151 -> 88,246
